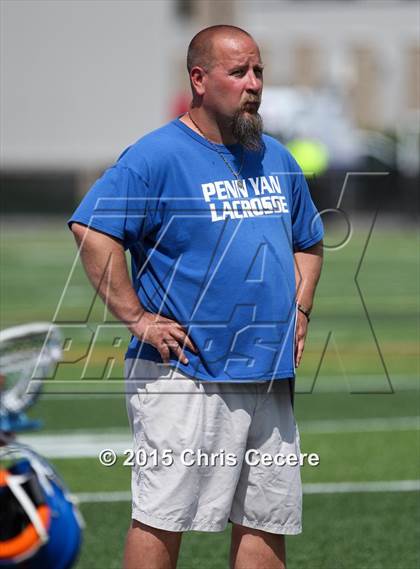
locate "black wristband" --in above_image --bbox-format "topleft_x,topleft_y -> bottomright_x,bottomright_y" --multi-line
297,303 -> 311,322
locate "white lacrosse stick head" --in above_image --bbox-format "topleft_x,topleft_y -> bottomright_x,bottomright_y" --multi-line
0,323 -> 62,417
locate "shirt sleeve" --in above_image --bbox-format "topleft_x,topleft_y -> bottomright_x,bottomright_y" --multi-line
291,172 -> 324,251
68,165 -> 149,249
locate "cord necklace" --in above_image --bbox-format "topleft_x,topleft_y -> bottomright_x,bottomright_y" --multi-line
187,112 -> 246,190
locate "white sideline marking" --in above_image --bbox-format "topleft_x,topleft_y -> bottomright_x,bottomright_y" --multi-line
21,416 -> 419,458
299,416 -> 420,434
76,480 -> 420,504
76,491 -> 131,503
20,432 -> 132,458
303,480 -> 420,494
40,374 -> 419,397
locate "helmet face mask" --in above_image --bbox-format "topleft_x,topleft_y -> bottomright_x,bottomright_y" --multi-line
0,444 -> 83,569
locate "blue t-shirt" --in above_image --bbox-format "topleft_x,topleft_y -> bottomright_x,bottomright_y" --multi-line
69,118 -> 323,382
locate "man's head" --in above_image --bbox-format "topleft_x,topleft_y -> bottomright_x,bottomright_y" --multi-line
187,25 -> 264,150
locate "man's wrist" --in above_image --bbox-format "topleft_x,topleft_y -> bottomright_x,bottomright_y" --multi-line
125,308 -> 147,334
297,303 -> 311,322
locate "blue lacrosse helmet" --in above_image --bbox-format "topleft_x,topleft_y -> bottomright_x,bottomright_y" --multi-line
0,442 -> 83,569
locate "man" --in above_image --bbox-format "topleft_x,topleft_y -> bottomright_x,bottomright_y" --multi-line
69,25 -> 323,569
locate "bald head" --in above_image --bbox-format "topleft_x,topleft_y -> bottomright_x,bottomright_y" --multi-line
185,25 -> 264,150
187,25 -> 255,74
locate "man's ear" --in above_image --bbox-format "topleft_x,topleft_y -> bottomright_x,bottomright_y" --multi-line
190,66 -> 207,97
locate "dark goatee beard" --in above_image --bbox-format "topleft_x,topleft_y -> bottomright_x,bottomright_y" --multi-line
231,110 -> 263,152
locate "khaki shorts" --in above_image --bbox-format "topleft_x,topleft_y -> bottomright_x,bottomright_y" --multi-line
125,359 -> 302,535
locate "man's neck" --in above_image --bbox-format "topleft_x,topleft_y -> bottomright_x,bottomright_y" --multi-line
179,108 -> 237,146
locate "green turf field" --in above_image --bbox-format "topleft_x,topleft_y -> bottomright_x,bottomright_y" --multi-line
1,219 -> 419,568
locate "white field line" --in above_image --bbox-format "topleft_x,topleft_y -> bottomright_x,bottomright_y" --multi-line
299,416 -> 420,434
302,480 -> 420,494
39,375 -> 420,397
20,416 -> 420,458
75,480 -> 420,504
76,491 -> 131,503
20,432 -> 132,458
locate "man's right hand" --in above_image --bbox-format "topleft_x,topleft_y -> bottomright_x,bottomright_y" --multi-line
131,312 -> 198,365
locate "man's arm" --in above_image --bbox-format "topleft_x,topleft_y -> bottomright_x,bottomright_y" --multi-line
71,223 -> 197,364
293,239 -> 323,367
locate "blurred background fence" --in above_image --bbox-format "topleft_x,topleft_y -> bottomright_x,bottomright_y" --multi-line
1,0 -> 419,220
